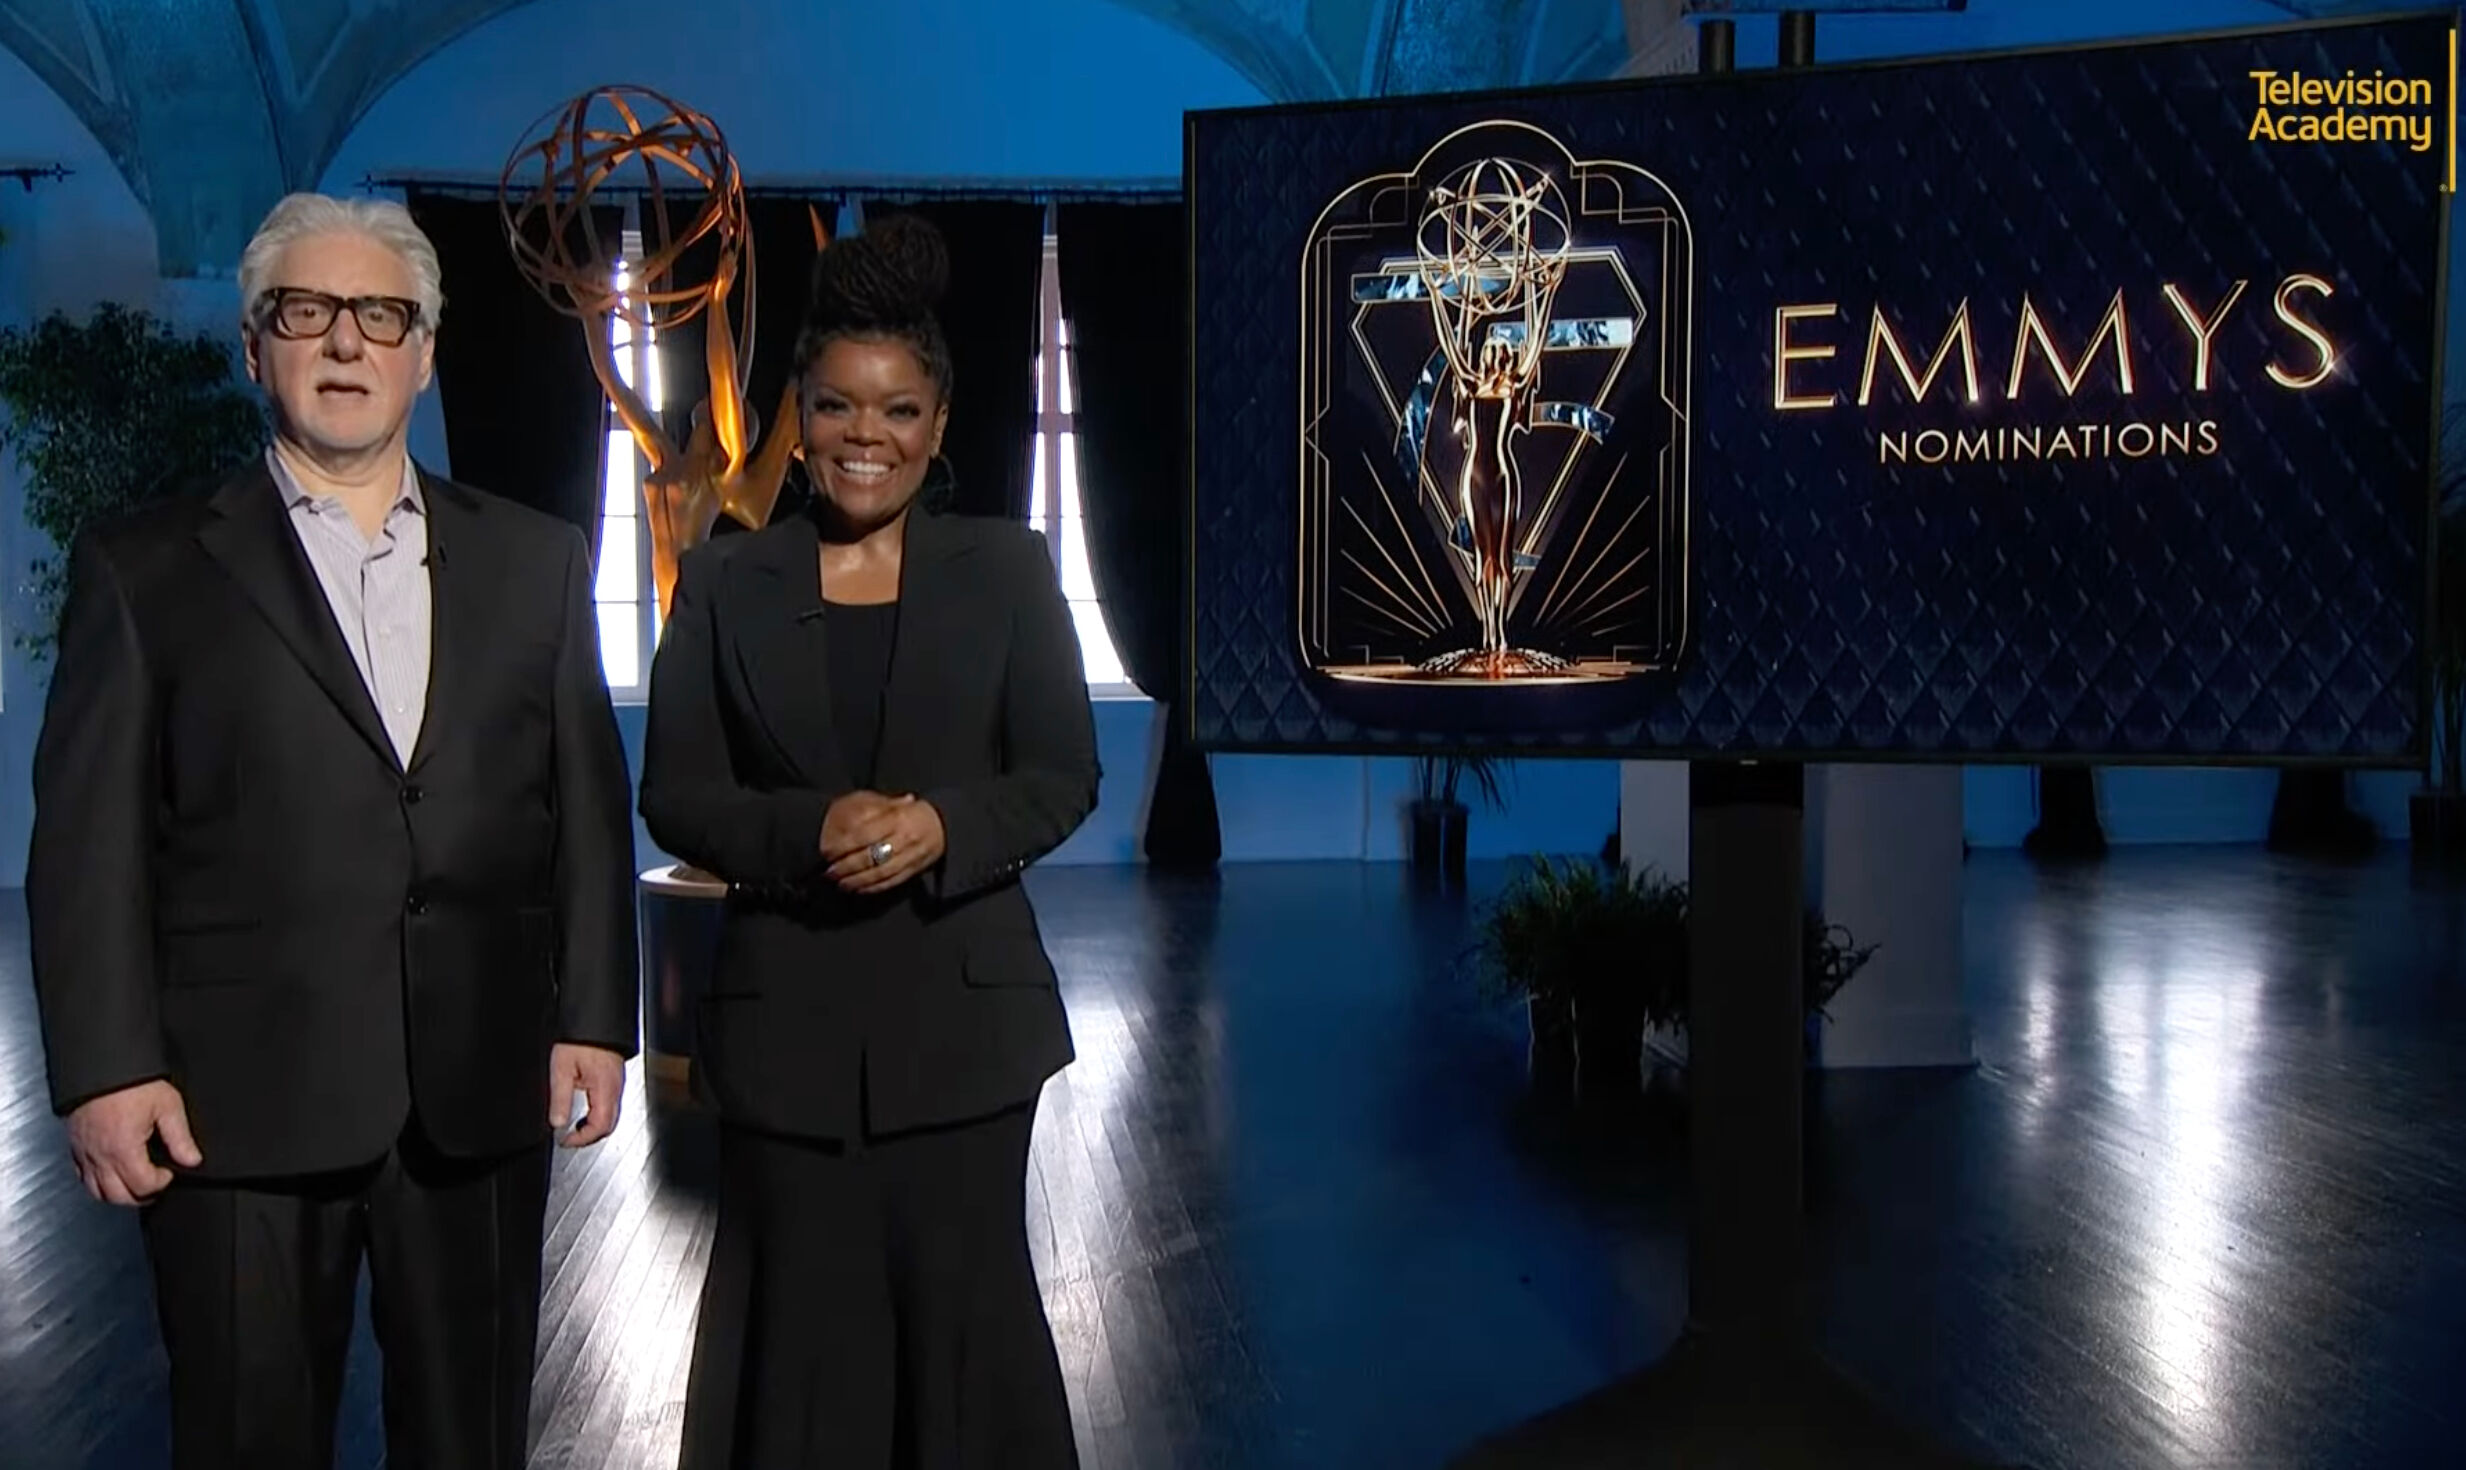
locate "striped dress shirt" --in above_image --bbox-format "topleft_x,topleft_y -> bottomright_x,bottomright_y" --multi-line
266,449 -> 433,767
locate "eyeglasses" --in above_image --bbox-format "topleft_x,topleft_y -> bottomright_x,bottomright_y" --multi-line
257,288 -> 423,347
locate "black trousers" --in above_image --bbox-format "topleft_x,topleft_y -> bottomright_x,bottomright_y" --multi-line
137,1123 -> 553,1470
679,1103 -> 1079,1469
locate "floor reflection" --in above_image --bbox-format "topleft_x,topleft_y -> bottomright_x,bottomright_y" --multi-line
0,848 -> 2459,1468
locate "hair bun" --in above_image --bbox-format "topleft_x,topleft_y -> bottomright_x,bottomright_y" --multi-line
809,211 -> 949,330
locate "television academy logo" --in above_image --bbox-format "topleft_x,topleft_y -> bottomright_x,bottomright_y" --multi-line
2246,66 -> 2441,153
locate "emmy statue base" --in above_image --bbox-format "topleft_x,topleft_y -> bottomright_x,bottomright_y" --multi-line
636,863 -> 728,1108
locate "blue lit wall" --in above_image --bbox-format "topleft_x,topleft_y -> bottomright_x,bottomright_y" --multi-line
0,0 -> 2450,885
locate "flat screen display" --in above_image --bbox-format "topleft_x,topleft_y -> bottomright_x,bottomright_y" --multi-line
1184,13 -> 2454,763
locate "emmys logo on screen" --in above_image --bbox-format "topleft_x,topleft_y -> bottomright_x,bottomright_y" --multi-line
1769,275 -> 2341,468
1295,120 -> 1695,688
2246,68 -> 2439,153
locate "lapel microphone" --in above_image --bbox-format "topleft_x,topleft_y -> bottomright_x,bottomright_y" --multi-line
796,607 -> 828,624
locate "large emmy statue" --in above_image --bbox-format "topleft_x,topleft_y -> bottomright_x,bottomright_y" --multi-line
1412,157 -> 1574,678
499,84 -> 819,616
501,87 -> 829,1103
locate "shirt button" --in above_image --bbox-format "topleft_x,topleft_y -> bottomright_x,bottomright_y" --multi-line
405,893 -> 428,916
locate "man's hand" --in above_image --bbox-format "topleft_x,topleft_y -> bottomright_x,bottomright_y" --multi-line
823,794 -> 948,895
66,1079 -> 201,1206
548,1043 -> 625,1148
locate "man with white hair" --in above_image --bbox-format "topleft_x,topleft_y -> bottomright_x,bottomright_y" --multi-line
25,191 -> 639,1469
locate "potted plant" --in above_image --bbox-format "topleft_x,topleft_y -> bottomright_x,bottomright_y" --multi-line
2412,407 -> 2466,861
1800,910 -> 1879,1060
1472,857 -> 1877,1102
1634,885 -> 1879,1070
0,302 -> 266,656
1468,856 -> 1682,1099
1409,753 -> 1508,885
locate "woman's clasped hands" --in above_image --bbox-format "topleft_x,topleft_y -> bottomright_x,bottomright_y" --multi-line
820,790 -> 948,894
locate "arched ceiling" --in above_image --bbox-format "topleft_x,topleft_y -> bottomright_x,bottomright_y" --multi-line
0,0 -> 2425,278
2261,0 -> 2443,11
0,0 -> 1649,278
0,0 -> 534,274
1103,0 -> 1639,101
0,0 -> 1647,276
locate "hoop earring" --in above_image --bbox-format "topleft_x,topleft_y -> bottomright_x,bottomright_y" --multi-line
920,453 -> 959,510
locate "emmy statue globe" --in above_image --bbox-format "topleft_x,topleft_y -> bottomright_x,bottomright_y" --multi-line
498,83 -> 820,618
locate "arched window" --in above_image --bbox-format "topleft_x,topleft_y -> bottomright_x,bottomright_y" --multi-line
595,220 -> 1141,700
1028,230 -> 1138,697
594,240 -> 659,699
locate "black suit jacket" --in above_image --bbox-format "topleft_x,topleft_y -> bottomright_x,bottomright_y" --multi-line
26,462 -> 639,1180
637,509 -> 1098,1140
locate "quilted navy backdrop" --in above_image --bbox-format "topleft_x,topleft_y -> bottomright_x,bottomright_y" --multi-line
1186,12 -> 2451,764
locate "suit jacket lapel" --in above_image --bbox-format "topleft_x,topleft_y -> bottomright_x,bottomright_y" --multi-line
873,511 -> 976,795
194,462 -> 400,771
731,514 -> 852,793
404,471 -> 469,777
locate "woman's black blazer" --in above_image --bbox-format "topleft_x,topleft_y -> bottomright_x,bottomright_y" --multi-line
638,508 -> 1100,1139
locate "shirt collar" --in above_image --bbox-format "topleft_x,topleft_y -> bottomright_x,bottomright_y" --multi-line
265,447 -> 425,518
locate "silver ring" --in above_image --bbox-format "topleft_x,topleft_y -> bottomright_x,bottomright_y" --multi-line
868,839 -> 894,868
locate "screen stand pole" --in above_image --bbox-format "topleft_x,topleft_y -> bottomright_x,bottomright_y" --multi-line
1685,759 -> 1810,1356
1445,18 -> 2026,1469
1454,759 -> 2013,1466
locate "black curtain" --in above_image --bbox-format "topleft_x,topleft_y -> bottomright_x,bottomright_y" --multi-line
647,193 -> 833,530
405,191 -> 619,553
864,200 -> 1044,520
2267,768 -> 2377,857
2023,766 -> 2107,860
1056,200 -> 1221,869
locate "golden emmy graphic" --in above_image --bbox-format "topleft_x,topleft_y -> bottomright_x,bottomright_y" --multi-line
1415,157 -> 1574,676
499,84 -> 818,616
1297,120 -> 1694,687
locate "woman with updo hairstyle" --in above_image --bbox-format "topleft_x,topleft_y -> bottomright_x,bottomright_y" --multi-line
640,212 -> 1095,1468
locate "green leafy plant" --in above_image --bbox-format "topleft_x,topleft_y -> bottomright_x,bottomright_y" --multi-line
0,303 -> 265,657
1415,753 -> 1510,810
1470,856 -> 1685,1014
1472,856 -> 1875,1032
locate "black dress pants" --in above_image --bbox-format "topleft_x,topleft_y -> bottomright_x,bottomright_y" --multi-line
679,1102 -> 1079,1469
137,1122 -> 553,1470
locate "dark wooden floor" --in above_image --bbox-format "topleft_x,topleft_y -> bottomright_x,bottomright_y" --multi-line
1,848 -> 2461,1468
